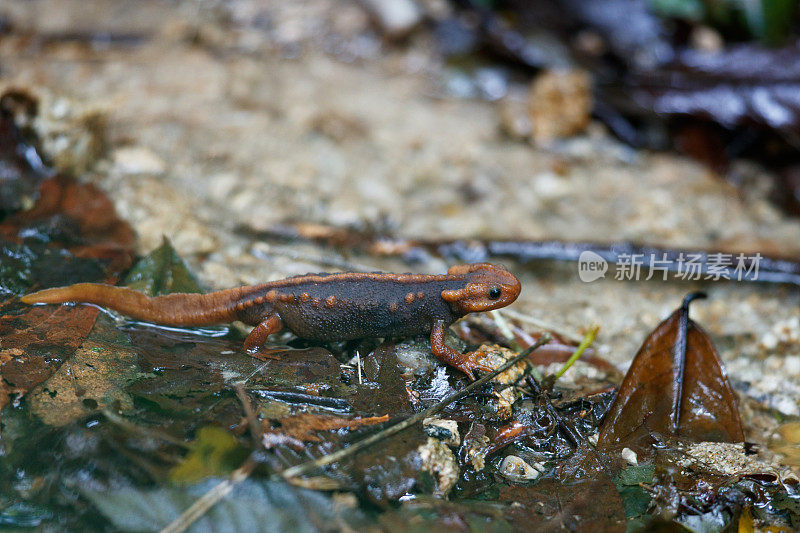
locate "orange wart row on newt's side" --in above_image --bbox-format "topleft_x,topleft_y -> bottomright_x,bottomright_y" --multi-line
22,262 -> 521,379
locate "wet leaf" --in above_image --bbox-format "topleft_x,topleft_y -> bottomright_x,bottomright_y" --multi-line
768,488 -> 800,529
350,343 -> 413,416
0,175 -> 135,271
678,507 -> 731,533
500,471 -> 627,531
27,313 -> 141,426
168,426 -> 250,485
0,250 -> 127,415
126,326 -> 348,432
0,407 -> 184,529
0,291 -> 99,413
732,478 -> 800,528
0,242 -> 107,298
379,498 -> 513,532
598,293 -> 744,452
0,94 -> 135,416
123,237 -> 205,296
84,479 -> 370,532
614,464 -> 655,520
351,428 -> 429,504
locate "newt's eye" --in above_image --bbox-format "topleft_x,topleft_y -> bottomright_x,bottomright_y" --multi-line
488,287 -> 502,300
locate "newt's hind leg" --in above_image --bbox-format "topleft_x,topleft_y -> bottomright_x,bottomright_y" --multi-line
429,319 -> 493,380
244,314 -> 283,352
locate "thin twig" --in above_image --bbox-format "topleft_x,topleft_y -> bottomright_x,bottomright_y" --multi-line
161,383 -> 267,533
234,383 -> 262,449
280,334 -> 552,480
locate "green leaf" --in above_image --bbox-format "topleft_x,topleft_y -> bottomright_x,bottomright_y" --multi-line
613,464 -> 655,520
168,426 -> 250,485
123,237 -> 204,296
83,479 -> 369,532
615,464 -> 655,487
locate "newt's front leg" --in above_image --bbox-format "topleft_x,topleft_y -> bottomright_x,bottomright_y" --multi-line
430,319 -> 493,380
244,314 -> 283,352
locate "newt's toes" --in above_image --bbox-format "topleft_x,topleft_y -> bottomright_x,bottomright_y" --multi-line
454,351 -> 494,380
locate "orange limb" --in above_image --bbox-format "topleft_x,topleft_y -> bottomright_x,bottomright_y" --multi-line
244,314 -> 283,353
429,320 -> 493,380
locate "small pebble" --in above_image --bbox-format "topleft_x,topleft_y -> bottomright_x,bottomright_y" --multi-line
621,447 -> 638,465
499,455 -> 543,482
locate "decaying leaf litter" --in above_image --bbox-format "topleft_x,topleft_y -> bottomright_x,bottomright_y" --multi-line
1,0 -> 793,528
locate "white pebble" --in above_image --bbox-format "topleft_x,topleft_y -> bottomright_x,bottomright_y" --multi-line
621,447 -> 638,465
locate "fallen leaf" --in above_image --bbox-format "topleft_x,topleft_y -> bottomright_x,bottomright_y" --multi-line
350,343 -> 413,416
598,292 -> 744,453
27,313 -> 140,426
500,445 -> 627,531
0,94 -> 135,415
123,237 -> 205,296
0,301 -> 99,412
614,464 -> 656,521
168,426 -> 249,484
1,175 -> 135,269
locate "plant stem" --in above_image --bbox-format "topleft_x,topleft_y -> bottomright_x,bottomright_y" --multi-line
552,326 -> 599,381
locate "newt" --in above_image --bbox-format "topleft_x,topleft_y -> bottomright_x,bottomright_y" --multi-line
21,263 -> 521,378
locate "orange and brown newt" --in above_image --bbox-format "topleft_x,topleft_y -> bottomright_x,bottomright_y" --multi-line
22,263 -> 521,378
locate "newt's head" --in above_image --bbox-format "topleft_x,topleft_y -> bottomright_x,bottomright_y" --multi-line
441,263 -> 521,315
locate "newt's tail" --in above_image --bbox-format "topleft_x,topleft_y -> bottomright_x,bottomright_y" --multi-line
21,283 -> 248,326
